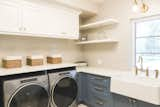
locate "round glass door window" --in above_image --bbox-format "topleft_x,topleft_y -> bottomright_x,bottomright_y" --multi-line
9,84 -> 49,107
52,77 -> 78,107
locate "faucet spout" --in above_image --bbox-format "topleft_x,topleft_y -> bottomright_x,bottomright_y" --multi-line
138,56 -> 144,72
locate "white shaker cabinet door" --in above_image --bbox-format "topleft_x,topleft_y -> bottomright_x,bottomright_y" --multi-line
22,2 -> 80,39
22,5 -> 59,36
0,1 -> 20,33
58,10 -> 80,39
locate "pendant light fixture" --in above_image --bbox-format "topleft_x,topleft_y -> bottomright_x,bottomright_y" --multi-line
132,0 -> 139,12
140,0 -> 149,13
132,0 -> 149,13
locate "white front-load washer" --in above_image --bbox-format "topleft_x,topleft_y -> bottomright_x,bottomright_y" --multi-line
3,72 -> 49,107
48,67 -> 78,107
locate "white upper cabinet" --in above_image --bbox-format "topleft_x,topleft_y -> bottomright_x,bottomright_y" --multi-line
0,0 -> 80,39
0,1 -> 20,33
22,3 -> 58,35
57,10 -> 80,39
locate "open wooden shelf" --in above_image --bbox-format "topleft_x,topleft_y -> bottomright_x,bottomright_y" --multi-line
80,19 -> 118,30
76,39 -> 118,45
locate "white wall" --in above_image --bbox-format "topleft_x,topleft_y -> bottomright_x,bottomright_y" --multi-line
40,0 -> 100,17
53,0 -> 99,13
82,0 -> 160,70
0,36 -> 83,66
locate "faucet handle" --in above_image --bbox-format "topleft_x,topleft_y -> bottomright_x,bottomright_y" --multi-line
155,70 -> 159,78
146,68 -> 149,77
134,66 -> 138,75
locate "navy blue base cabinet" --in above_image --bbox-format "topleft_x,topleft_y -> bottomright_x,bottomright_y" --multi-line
77,72 -> 113,107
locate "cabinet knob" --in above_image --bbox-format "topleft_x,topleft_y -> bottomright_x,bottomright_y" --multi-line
23,27 -> 26,31
19,27 -> 23,31
133,100 -> 136,103
19,27 -> 26,31
128,98 -> 132,103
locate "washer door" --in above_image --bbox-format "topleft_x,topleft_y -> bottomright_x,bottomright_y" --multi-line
51,77 -> 78,107
8,84 -> 49,107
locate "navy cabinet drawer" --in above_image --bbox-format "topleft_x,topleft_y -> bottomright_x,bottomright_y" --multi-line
89,84 -> 110,96
87,74 -> 110,86
87,74 -> 110,95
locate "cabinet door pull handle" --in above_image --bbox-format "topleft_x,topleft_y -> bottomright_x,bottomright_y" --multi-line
94,87 -> 104,92
19,27 -> 23,31
91,77 -> 104,81
133,100 -> 136,103
23,27 -> 26,31
96,100 -> 104,105
128,99 -> 132,103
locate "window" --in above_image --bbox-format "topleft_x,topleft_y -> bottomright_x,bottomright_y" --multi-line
134,16 -> 160,70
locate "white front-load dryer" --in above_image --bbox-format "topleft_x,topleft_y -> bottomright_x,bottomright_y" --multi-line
3,72 -> 49,107
48,68 -> 78,107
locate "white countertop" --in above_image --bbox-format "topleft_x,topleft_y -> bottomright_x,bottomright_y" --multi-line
0,64 -> 128,77
0,63 -> 77,76
76,66 -> 131,77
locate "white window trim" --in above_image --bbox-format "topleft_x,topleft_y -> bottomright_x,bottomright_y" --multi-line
131,15 -> 160,68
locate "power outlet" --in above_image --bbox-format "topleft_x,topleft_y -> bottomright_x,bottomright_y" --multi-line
97,59 -> 103,65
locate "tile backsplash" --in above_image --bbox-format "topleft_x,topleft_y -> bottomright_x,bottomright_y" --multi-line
0,35 -> 83,66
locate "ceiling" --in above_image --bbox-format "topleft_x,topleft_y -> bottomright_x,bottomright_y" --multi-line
88,0 -> 105,4
42,0 -> 103,17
